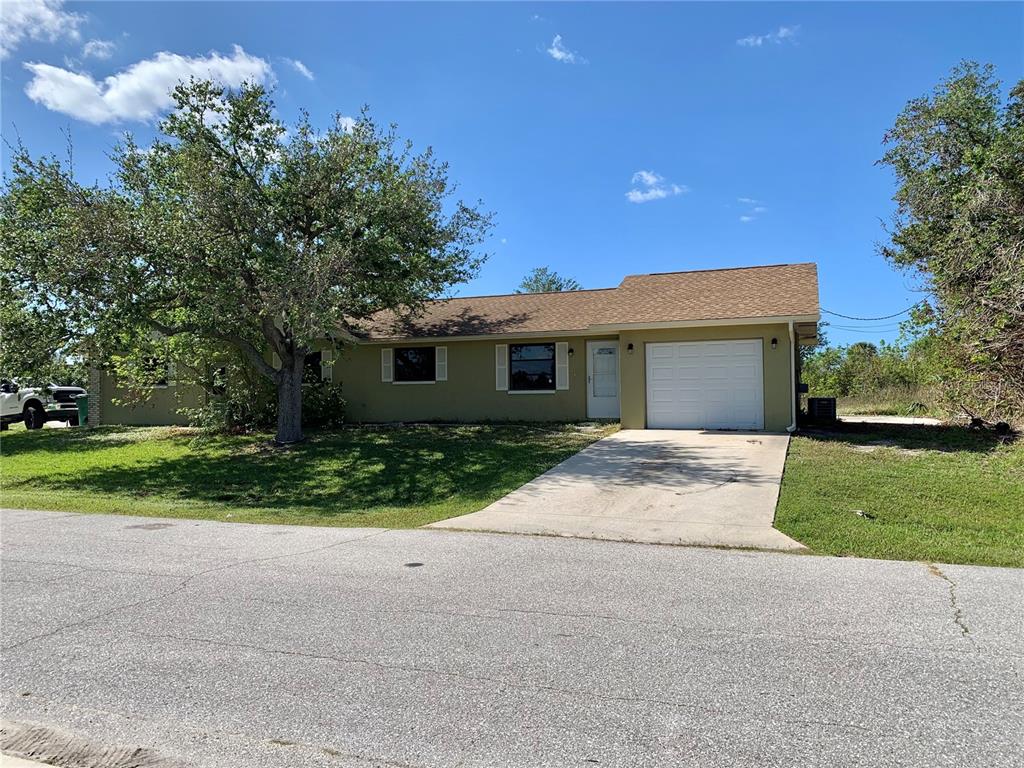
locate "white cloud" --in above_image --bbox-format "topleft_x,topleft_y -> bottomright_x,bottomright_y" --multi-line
82,38 -> 115,59
23,45 -> 273,124
284,57 -> 314,81
1,0 -> 85,59
737,197 -> 768,222
546,34 -> 583,64
632,170 -> 662,187
626,170 -> 688,204
736,25 -> 800,47
337,115 -> 356,133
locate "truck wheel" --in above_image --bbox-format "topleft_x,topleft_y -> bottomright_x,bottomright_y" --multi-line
24,404 -> 45,430
68,414 -> 80,427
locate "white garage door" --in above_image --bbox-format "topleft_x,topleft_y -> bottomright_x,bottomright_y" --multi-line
646,340 -> 764,430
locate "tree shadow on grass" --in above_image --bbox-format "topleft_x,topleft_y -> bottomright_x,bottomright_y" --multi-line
798,421 -> 1012,454
9,424 -> 599,519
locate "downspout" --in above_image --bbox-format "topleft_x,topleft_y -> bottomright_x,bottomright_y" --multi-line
786,320 -> 797,433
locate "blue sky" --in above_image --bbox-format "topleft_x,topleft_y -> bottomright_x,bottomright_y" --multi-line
2,1 -> 1021,345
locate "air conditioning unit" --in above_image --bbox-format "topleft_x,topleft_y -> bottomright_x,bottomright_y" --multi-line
807,397 -> 837,423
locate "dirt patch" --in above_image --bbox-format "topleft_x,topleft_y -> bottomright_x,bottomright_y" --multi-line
850,440 -> 929,456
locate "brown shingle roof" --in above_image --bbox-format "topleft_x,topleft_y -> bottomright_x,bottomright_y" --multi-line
352,263 -> 819,341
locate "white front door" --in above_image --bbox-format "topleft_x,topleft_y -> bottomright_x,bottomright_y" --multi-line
587,341 -> 620,419
645,340 -> 764,429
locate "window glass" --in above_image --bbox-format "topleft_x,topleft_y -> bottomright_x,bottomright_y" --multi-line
394,347 -> 436,382
510,343 -> 555,391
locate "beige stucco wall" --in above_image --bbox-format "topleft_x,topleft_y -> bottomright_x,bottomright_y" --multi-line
617,323 -> 794,431
335,336 -> 613,423
335,335 -> 606,423
96,324 -> 796,430
98,371 -> 199,426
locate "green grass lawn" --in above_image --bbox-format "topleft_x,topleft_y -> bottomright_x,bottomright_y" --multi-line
0,423 -> 617,528
775,423 -> 1023,567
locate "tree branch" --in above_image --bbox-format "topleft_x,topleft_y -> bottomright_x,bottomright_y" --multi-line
147,318 -> 278,382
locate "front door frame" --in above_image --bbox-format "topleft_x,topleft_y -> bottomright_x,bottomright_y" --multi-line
586,340 -> 621,419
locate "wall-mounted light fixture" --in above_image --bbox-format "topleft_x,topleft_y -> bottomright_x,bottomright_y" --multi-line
627,343 -> 635,354
568,347 -> 574,357
771,338 -> 778,350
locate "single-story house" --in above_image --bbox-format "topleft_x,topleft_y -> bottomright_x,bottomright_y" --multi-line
91,262 -> 820,431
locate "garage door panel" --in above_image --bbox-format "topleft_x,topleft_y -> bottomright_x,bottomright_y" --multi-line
649,367 -> 679,382
649,390 -> 679,404
645,340 -> 765,430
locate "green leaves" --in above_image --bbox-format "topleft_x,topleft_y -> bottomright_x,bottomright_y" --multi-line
515,267 -> 582,293
1,80 -> 492,440
879,61 -> 1024,421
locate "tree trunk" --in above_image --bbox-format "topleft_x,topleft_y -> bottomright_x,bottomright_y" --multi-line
275,358 -> 304,444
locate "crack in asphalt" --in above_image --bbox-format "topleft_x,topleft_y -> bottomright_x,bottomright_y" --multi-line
492,605 -> 988,657
129,628 -> 725,715
264,736 -> 428,768
926,563 -> 974,645
2,557 -> 184,581
172,594 -> 983,657
127,628 -> 875,736
246,594 -> 504,622
1,529 -> 391,652
176,592 -> 1003,659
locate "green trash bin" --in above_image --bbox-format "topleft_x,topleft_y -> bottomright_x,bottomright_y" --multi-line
75,393 -> 89,427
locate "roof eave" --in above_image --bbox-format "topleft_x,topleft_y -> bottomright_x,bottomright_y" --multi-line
352,314 -> 820,344
584,314 -> 820,332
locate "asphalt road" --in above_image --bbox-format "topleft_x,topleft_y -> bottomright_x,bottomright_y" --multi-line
1,509 -> 1021,768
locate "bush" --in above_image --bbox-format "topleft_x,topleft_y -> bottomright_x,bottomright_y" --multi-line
301,380 -> 347,429
179,355 -> 346,434
801,336 -> 946,416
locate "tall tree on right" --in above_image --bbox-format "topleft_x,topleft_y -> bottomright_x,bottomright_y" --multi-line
880,61 -> 1024,420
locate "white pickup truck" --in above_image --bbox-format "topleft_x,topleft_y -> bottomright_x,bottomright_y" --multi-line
0,380 -> 87,430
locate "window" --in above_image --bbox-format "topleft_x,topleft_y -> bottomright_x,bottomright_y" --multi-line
210,366 -> 227,396
509,343 -> 555,391
394,347 -> 436,382
303,351 -> 323,384
143,357 -> 171,387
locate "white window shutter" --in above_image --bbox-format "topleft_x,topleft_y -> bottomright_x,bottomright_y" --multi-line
495,344 -> 508,391
320,348 -> 334,383
555,342 -> 569,390
435,346 -> 448,382
381,348 -> 393,383
167,361 -> 177,387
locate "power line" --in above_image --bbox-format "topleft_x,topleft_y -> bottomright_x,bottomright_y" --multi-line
821,303 -> 922,321
830,324 -> 904,332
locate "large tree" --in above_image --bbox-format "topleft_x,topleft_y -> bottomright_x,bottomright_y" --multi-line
0,81 -> 491,442
0,292 -> 87,387
879,61 -> 1024,419
516,266 -> 581,293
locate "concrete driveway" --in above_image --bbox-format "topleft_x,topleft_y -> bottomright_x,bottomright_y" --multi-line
430,429 -> 803,550
2,510 -> 1021,768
